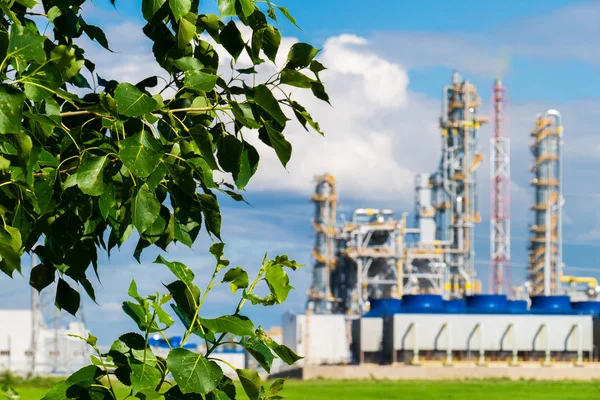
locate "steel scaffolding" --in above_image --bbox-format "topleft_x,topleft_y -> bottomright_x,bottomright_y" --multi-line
528,111 -> 563,296
307,174 -> 338,313
432,71 -> 487,298
490,79 -> 511,294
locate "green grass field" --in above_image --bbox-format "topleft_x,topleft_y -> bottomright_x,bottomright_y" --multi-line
11,379 -> 600,400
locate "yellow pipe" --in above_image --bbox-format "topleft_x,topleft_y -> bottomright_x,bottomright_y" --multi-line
560,276 -> 598,287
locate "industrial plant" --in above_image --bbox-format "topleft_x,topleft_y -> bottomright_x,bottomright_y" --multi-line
282,71 -> 600,370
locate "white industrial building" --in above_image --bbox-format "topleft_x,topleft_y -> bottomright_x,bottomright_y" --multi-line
0,309 -> 89,375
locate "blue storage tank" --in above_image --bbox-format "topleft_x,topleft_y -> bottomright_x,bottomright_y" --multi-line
465,294 -> 508,314
571,301 -> 600,316
444,299 -> 466,313
530,295 -> 572,314
507,300 -> 528,314
400,294 -> 444,313
363,298 -> 402,317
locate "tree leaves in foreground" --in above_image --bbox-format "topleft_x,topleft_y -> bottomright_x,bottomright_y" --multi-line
0,0 -> 327,399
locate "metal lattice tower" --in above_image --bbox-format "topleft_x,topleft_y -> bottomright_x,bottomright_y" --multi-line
307,174 -> 337,314
434,71 -> 487,298
528,111 -> 563,296
490,79 -> 511,295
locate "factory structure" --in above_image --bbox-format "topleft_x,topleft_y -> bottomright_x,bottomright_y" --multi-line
284,71 -> 600,368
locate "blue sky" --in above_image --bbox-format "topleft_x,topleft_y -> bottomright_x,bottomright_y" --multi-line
4,0 -> 600,345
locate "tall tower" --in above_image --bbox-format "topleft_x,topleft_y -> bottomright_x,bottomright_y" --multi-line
307,174 -> 337,313
490,79 -> 511,294
528,110 -> 563,296
435,71 -> 487,297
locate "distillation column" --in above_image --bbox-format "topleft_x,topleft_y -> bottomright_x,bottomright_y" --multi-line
435,71 -> 487,298
528,111 -> 563,296
307,174 -> 337,313
490,79 -> 511,294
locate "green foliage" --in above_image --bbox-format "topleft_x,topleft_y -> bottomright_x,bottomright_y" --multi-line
0,0 -> 326,398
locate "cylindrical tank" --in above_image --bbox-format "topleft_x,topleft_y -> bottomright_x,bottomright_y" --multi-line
400,294 -> 444,313
466,294 -> 508,313
571,301 -> 600,316
529,295 -> 572,314
363,298 -> 402,318
444,299 -> 466,313
507,300 -> 528,314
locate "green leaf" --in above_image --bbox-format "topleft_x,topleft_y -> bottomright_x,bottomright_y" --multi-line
174,57 -> 204,72
184,70 -> 218,92
199,315 -> 254,336
310,59 -> 326,75
132,185 -> 161,234
254,85 -> 288,126
43,366 -> 105,400
0,243 -> 21,277
0,384 -> 18,400
73,156 -> 108,196
81,23 -> 111,51
166,280 -> 200,318
267,341 -> 302,365
142,0 -> 167,22
311,81 -> 330,104
173,206 -> 202,248
222,267 -> 249,292
187,157 -> 216,188
236,369 -> 261,400
130,360 -> 162,394
119,130 -> 162,178
239,0 -> 255,16
219,21 -> 244,60
29,263 -> 55,293
276,5 -> 301,29
0,85 -> 25,134
177,14 -> 197,49
8,24 -> 47,64
123,301 -> 156,332
235,144 -> 259,190
216,135 -> 242,175
190,125 -> 218,170
286,43 -> 319,69
265,264 -> 292,303
167,348 -> 223,394
55,278 -> 80,316
242,339 -> 274,373
198,193 -> 221,239
262,26 -> 281,63
209,242 -> 229,269
230,102 -> 262,129
23,63 -> 63,101
99,184 -> 116,221
217,0 -> 235,16
291,100 -> 323,135
115,83 -> 159,117
169,0 -> 192,21
262,120 -> 292,167
280,69 -> 314,88
154,255 -> 195,283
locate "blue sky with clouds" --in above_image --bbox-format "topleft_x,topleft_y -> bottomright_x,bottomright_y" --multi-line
4,0 -> 600,345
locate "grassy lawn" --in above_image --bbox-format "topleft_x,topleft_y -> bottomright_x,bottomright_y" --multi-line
11,379 -> 600,399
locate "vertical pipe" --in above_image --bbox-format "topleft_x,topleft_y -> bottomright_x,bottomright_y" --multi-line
413,323 -> 419,364
446,323 -> 453,365
544,207 -> 552,296
479,324 -> 485,365
544,324 -> 551,365
511,324 -> 518,365
576,323 -> 583,365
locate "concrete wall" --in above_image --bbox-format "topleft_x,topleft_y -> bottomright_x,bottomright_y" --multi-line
0,310 -> 33,373
283,313 -> 351,366
390,314 -> 593,353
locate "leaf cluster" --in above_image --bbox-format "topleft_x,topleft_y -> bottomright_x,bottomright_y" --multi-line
0,0 -> 327,314
44,245 -> 303,399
